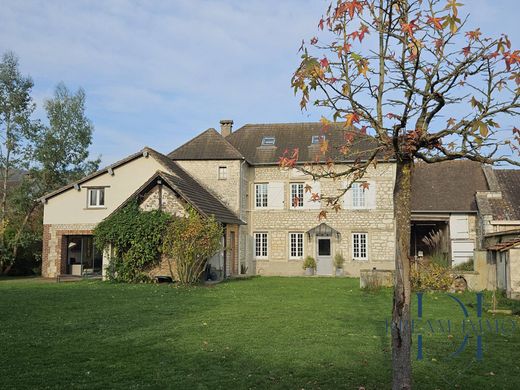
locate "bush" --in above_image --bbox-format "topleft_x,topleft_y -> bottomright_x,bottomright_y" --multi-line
453,258 -> 474,271
302,256 -> 316,270
333,252 -> 345,269
411,263 -> 454,291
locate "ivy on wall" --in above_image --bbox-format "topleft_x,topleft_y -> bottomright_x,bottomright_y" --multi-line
94,201 -> 172,283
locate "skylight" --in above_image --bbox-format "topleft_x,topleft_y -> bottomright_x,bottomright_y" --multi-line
261,136 -> 276,146
311,135 -> 326,144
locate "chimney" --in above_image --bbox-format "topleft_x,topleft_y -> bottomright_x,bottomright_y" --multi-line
220,119 -> 233,137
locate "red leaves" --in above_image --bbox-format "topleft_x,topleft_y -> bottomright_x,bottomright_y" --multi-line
348,24 -> 369,42
462,46 -> 471,57
320,57 -> 330,68
360,181 -> 370,190
346,112 -> 360,126
310,37 -> 318,45
318,18 -> 324,30
513,127 -> 520,136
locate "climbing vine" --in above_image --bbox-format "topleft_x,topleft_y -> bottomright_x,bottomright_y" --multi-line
94,201 -> 172,283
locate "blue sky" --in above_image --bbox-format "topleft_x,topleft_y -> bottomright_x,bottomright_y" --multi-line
0,0 -> 518,165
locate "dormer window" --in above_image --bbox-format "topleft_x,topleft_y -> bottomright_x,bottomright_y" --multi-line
261,136 -> 276,146
311,135 -> 326,144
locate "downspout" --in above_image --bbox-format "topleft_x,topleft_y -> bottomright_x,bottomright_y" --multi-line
223,223 -> 227,279
239,159 -> 247,274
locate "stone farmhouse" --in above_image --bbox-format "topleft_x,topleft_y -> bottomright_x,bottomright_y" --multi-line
40,121 -> 520,296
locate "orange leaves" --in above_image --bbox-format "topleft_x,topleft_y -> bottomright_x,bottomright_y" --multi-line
349,24 -> 370,42
360,181 -> 370,190
447,117 -> 457,127
426,16 -> 444,30
318,210 -> 328,221
462,46 -> 471,57
401,20 -> 418,36
278,148 -> 299,169
336,0 -> 365,19
346,112 -> 360,126
465,28 -> 482,41
504,50 -> 520,71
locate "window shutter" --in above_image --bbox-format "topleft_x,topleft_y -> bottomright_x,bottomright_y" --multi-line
342,181 -> 352,209
304,181 -> 321,209
267,182 -> 285,209
449,215 -> 469,239
366,181 -> 377,209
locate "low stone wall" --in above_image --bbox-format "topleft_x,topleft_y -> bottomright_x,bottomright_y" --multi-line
359,269 -> 394,288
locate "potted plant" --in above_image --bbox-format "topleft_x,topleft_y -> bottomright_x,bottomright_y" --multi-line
334,252 -> 345,276
302,256 -> 316,276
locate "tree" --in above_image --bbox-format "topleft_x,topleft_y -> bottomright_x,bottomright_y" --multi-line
0,60 -> 100,274
289,1 -> 520,388
162,208 -> 223,285
0,51 -> 40,272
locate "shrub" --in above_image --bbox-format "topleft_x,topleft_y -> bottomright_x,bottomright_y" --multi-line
411,263 -> 454,291
162,208 -> 223,285
302,256 -> 316,270
453,258 -> 474,271
333,252 -> 345,269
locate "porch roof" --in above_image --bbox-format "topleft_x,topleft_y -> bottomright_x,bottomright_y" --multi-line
487,238 -> 520,252
306,223 -> 341,238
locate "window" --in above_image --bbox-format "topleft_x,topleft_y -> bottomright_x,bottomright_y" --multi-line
87,188 -> 105,208
218,166 -> 227,180
289,232 -> 304,258
255,183 -> 268,208
254,232 -> 268,258
352,233 -> 368,260
261,136 -> 276,146
290,183 -> 304,208
351,182 -> 366,208
311,135 -> 326,144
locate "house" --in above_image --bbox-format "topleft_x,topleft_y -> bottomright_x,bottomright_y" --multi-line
41,121 -> 397,279
40,120 -> 519,287
476,168 -> 520,298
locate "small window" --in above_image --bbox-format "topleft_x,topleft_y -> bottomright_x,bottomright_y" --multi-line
218,166 -> 227,180
352,233 -> 368,260
87,188 -> 105,208
352,182 -> 366,208
311,135 -> 325,144
289,232 -> 304,258
261,136 -> 276,146
254,232 -> 268,258
255,183 -> 268,208
290,183 -> 304,208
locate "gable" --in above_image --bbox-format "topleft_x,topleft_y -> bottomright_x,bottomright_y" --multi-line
168,128 -> 243,160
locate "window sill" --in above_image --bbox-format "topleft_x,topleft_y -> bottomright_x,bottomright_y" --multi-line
352,258 -> 368,261
84,207 -> 107,210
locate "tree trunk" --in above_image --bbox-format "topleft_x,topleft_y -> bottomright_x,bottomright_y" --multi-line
392,159 -> 413,390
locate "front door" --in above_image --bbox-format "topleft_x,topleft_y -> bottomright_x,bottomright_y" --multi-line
316,237 -> 333,275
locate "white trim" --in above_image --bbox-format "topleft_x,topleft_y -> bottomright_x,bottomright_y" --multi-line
87,188 -> 105,208
352,232 -> 368,260
290,183 -> 304,209
254,232 -> 268,259
289,232 -> 304,259
254,183 -> 268,208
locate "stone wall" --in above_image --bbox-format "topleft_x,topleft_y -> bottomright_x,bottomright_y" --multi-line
42,223 -> 97,278
508,249 -> 520,299
247,163 -> 397,276
139,185 -> 187,217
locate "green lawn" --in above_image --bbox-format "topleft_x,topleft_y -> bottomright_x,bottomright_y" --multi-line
0,277 -> 519,389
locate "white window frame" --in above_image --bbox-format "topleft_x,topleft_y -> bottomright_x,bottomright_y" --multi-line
289,232 -> 304,259
254,232 -> 268,259
311,135 -> 326,144
87,188 -> 105,208
352,232 -> 368,260
218,166 -> 227,180
351,182 -> 366,208
255,183 -> 268,208
290,183 -> 304,208
261,136 -> 276,146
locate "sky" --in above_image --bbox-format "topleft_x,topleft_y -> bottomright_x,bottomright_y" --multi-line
0,0 -> 518,166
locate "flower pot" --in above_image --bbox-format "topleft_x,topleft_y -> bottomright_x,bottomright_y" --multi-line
305,267 -> 315,276
335,268 -> 343,277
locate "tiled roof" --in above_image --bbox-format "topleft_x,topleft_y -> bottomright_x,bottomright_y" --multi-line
168,128 -> 244,160
225,122 -> 385,165
492,170 -> 520,220
411,160 -> 489,212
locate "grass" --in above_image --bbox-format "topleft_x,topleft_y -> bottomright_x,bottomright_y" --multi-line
0,277 -> 519,389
